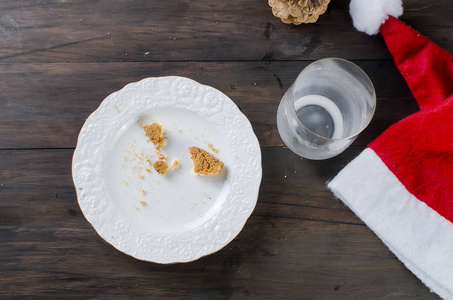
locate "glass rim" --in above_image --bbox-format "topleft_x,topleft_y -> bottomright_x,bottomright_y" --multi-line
291,57 -> 376,142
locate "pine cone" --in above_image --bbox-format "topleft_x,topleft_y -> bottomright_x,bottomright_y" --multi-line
269,0 -> 330,25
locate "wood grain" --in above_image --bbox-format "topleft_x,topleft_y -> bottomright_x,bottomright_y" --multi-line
1,0 -> 451,298
0,60 -> 418,149
0,0 -> 451,63
0,147 -> 438,299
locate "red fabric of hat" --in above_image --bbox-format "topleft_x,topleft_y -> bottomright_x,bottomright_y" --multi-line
380,16 -> 453,111
373,16 -> 453,222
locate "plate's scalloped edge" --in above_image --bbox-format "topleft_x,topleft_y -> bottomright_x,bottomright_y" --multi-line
72,76 -> 262,263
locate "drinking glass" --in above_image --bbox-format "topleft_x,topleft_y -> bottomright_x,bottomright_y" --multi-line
277,58 -> 376,160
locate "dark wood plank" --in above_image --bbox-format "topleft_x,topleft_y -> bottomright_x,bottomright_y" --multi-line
0,60 -> 418,149
0,147 -> 439,299
0,0 -> 451,63
1,0 -> 451,298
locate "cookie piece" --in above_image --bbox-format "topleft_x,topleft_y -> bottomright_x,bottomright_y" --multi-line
143,122 -> 164,145
153,159 -> 169,175
189,147 -> 224,176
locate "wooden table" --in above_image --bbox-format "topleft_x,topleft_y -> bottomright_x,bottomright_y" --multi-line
1,0 -> 451,298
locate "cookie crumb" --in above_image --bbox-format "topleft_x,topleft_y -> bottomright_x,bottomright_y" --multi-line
140,201 -> 147,206
171,159 -> 179,169
156,151 -> 165,160
207,143 -> 218,153
153,160 -> 169,175
141,189 -> 146,194
189,147 -> 224,176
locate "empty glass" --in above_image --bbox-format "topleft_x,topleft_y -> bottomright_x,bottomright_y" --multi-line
277,58 -> 376,160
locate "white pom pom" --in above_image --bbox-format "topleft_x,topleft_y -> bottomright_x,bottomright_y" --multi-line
350,0 -> 403,35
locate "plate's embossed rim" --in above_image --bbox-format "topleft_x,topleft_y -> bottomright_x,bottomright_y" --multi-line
72,76 -> 262,263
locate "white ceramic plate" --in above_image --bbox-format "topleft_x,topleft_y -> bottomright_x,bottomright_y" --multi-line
72,76 -> 262,263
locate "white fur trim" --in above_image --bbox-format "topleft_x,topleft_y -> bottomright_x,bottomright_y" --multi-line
350,0 -> 403,35
328,148 -> 453,299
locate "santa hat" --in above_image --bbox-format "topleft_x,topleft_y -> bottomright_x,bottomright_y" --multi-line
328,0 -> 453,299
